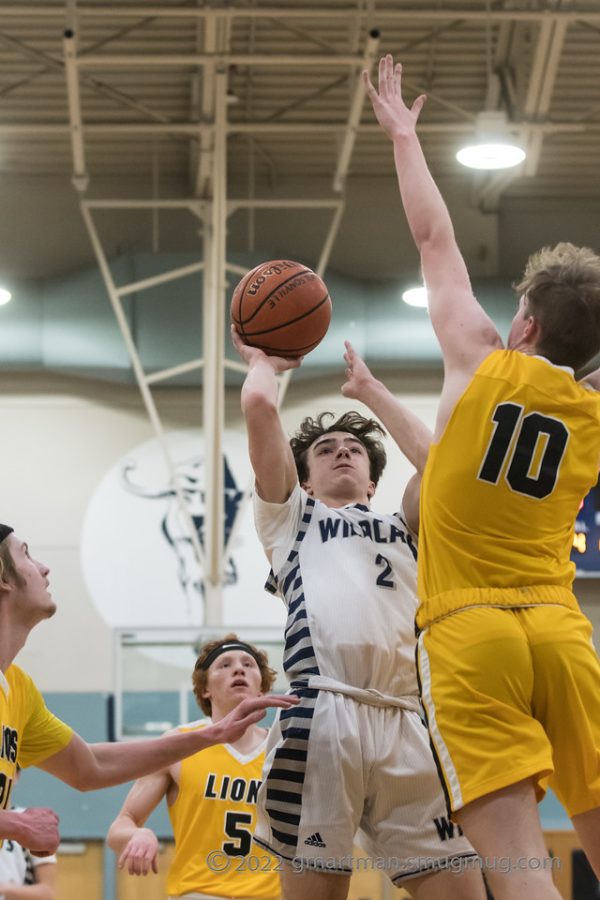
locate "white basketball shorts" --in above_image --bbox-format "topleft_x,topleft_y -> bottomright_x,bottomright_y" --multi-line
253,685 -> 477,884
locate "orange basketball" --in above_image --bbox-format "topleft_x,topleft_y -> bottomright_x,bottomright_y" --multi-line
231,259 -> 332,358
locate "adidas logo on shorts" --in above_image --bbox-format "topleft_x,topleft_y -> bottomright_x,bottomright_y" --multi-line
304,832 -> 326,848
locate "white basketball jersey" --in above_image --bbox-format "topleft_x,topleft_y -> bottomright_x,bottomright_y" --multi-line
254,485 -> 419,698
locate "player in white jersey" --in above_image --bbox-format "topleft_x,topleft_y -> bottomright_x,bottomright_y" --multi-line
233,327 -> 485,900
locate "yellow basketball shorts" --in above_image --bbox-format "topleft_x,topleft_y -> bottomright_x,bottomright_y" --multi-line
416,604 -> 600,817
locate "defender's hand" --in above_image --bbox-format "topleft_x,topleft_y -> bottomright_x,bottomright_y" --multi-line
342,340 -> 378,401
211,694 -> 299,745
364,54 -> 426,141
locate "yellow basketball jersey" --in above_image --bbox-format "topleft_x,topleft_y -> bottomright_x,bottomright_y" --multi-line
167,723 -> 279,899
0,666 -> 72,824
417,350 -> 600,628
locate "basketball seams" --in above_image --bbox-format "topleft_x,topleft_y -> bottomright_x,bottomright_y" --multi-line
231,264 -> 262,333
231,258 -> 332,359
239,293 -> 331,337
237,267 -> 313,326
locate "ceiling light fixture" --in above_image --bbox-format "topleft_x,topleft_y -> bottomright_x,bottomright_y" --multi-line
402,286 -> 428,308
456,111 -> 526,170
0,288 -> 12,306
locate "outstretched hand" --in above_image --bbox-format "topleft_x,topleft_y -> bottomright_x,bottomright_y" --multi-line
341,340 -> 377,401
118,828 -> 159,876
212,694 -> 299,745
231,324 -> 303,373
364,54 -> 426,141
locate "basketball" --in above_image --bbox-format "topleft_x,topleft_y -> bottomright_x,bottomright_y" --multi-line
231,259 -> 332,358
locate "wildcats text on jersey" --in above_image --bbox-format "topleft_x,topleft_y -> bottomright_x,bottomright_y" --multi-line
318,515 -> 417,559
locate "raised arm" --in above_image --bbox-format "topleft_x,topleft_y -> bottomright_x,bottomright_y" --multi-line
107,770 -> 170,876
232,326 -> 299,503
342,342 -> 432,475
37,694 -> 297,792
365,55 -> 501,374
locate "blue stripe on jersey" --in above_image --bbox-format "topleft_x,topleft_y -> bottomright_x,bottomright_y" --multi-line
283,565 -> 300,594
287,593 -> 304,615
285,608 -> 307,632
268,808 -> 301,826
268,767 -> 305,783
271,827 -> 297,847
284,626 -> 311,650
280,726 -> 311,741
285,644 -> 319,672
271,495 -> 320,682
266,787 -> 303,803
273,747 -> 308,762
263,689 -> 318,853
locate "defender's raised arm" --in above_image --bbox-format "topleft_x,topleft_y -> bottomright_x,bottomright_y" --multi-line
365,55 -> 501,376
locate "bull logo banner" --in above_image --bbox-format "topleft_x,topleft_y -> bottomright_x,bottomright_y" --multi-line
81,429 -> 285,628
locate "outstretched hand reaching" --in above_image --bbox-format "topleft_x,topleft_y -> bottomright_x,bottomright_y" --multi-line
211,693 -> 299,746
364,54 -> 426,141
341,340 -> 378,401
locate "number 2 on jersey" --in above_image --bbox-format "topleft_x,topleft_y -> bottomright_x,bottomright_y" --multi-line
478,402 -> 569,499
375,553 -> 395,589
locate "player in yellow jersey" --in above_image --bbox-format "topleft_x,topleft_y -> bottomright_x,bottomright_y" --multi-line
0,527 -> 297,857
364,54 -> 600,900
108,635 -> 281,900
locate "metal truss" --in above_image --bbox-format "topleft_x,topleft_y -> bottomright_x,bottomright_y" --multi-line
62,6 -> 380,625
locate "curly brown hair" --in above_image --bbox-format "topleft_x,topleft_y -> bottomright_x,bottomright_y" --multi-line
192,633 -> 277,717
515,242 -> 600,370
290,411 -> 387,486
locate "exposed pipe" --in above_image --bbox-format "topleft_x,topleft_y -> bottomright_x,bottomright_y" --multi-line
80,202 -> 207,621
63,30 -> 88,192
333,27 -> 380,192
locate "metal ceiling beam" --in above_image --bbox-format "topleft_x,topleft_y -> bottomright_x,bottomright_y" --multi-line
0,26 -> 177,125
333,27 -> 380,192
3,5 -> 600,24
116,260 -> 205,297
202,68 -> 228,624
63,30 -> 89,191
77,53 -> 368,67
0,122 -> 585,136
0,14 -> 160,104
79,201 -> 208,621
475,8 -> 569,210
192,12 -> 219,198
521,14 -> 568,177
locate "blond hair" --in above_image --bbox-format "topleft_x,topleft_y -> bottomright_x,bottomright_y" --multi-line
515,242 -> 600,370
